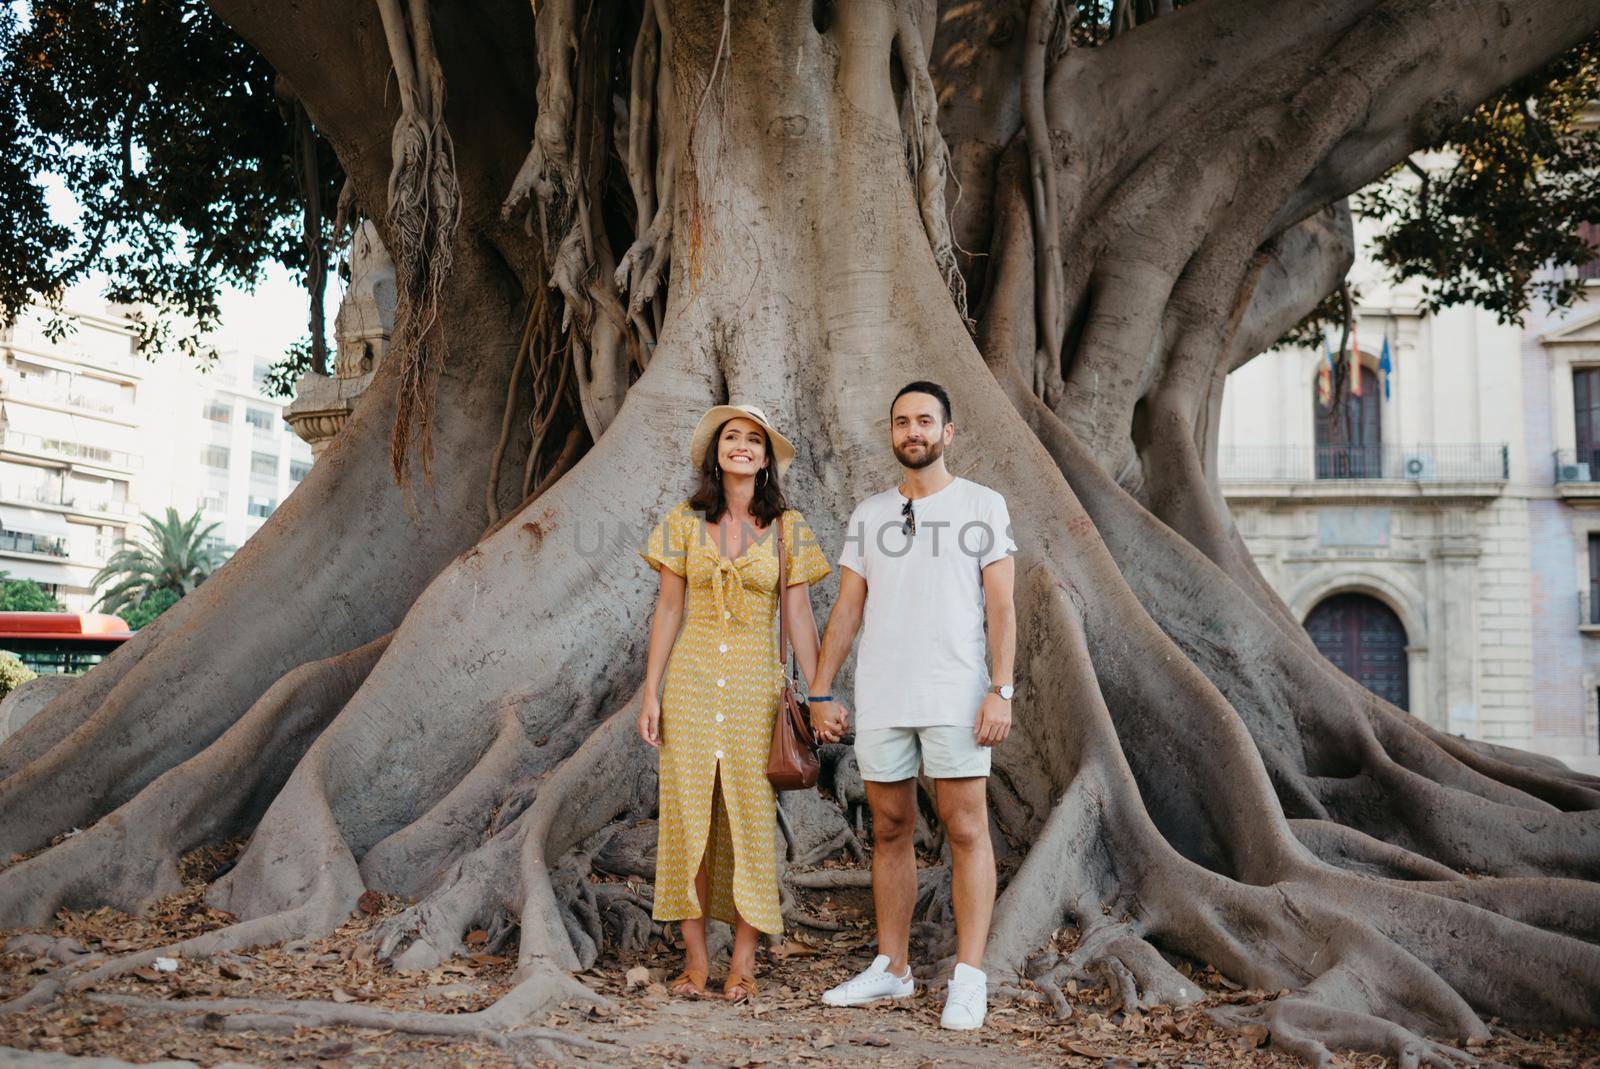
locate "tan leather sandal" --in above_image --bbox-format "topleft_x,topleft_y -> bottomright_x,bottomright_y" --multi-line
722,969 -> 759,1003
669,967 -> 708,996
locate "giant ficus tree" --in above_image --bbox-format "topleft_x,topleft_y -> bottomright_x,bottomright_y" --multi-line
2,1 -> 1600,1062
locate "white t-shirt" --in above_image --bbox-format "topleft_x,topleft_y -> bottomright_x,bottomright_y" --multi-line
837,476 -> 1017,730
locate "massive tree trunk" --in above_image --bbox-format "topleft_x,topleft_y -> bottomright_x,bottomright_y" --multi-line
4,0 -> 1600,1063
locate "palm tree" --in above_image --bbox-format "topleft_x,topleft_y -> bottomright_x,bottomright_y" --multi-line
90,508 -> 227,617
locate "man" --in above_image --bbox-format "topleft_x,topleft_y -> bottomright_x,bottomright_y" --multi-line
807,380 -> 1017,1031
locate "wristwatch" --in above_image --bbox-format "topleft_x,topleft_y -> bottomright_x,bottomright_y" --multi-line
992,682 -> 1015,701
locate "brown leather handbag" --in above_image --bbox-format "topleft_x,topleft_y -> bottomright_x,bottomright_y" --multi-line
767,518 -> 820,790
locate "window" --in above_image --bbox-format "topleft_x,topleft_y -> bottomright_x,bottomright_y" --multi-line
201,445 -> 230,469
1579,222 -> 1600,282
250,451 -> 278,478
251,362 -> 272,388
203,400 -> 232,424
289,459 -> 312,482
245,407 -> 274,432
199,492 -> 227,513
1576,367 -> 1600,472
247,494 -> 276,518
1313,363 -> 1381,478
1590,534 -> 1600,627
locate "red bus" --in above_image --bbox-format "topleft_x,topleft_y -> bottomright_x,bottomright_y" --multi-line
0,611 -> 132,674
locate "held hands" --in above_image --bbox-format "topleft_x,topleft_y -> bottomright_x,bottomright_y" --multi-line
638,692 -> 662,748
809,699 -> 848,744
974,692 -> 1012,747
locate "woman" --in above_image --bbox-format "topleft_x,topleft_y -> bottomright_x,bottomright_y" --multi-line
637,403 -> 831,1002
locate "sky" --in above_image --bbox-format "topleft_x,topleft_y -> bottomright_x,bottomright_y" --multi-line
41,173 -> 335,366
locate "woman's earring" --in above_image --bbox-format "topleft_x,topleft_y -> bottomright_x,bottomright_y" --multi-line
757,467 -> 768,486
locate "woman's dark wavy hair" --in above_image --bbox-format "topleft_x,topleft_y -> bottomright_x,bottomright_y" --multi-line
688,417 -> 790,528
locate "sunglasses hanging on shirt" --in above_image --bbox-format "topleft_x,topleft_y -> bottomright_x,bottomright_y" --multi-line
901,497 -> 916,536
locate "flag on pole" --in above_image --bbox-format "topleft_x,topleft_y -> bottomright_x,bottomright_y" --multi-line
1378,334 -> 1393,400
1349,318 -> 1363,396
1318,336 -> 1334,408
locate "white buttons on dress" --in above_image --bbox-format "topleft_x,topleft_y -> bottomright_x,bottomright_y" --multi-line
719,643 -> 729,653
716,713 -> 725,723
724,610 -> 731,619
714,749 -> 724,760
717,678 -> 726,687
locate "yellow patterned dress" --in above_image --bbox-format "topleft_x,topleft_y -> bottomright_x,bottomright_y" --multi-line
639,500 -> 832,934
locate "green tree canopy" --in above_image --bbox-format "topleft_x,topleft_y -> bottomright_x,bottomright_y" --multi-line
1360,38 -> 1600,325
0,0 -> 341,361
0,573 -> 64,612
116,586 -> 181,631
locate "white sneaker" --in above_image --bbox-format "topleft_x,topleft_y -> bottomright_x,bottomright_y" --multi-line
940,962 -> 987,1030
821,954 -> 915,1007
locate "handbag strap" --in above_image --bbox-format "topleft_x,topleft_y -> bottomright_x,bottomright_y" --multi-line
775,515 -> 795,686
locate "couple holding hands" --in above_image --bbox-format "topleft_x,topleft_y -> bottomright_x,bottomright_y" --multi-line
637,380 -> 1017,1031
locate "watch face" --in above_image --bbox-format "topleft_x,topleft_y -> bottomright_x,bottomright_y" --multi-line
998,684 -> 1014,700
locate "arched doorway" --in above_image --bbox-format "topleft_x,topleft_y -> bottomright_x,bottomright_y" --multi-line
1304,592 -> 1410,710
1314,363 -> 1381,478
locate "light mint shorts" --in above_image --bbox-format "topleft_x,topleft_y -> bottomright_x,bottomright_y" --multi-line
854,725 -> 992,782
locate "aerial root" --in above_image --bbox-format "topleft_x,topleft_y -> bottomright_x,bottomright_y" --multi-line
368,824 -> 525,971
892,0 -> 968,321
1026,922 -> 1204,1020
592,881 -> 658,954
1210,996 -> 1476,1069
374,0 -> 460,481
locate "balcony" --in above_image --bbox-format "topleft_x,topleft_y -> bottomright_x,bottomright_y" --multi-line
0,483 -> 135,517
1221,443 -> 1509,481
1554,449 -> 1600,482
1219,443 -> 1509,501
0,376 -> 127,418
1582,591 -> 1600,631
0,529 -> 70,558
0,428 -> 138,471
1554,449 -> 1600,502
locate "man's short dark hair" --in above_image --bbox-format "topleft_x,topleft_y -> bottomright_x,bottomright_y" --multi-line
891,380 -> 952,425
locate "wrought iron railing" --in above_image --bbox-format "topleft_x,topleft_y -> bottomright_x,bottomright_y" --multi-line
1554,448 -> 1600,483
1218,443 -> 1509,482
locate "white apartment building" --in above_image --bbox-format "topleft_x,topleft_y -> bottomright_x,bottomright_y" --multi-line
0,296 -> 312,612
140,344 -> 313,555
1220,215 -> 1600,773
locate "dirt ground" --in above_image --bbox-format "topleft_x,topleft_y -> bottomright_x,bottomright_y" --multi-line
1,851 -> 1597,1069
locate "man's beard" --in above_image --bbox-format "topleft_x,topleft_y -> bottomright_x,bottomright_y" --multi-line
893,436 -> 945,470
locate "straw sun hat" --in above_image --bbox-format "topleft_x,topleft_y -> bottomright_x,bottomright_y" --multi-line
689,403 -> 796,478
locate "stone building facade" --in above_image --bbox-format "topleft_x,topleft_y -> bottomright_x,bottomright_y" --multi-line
1220,219 -> 1600,773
